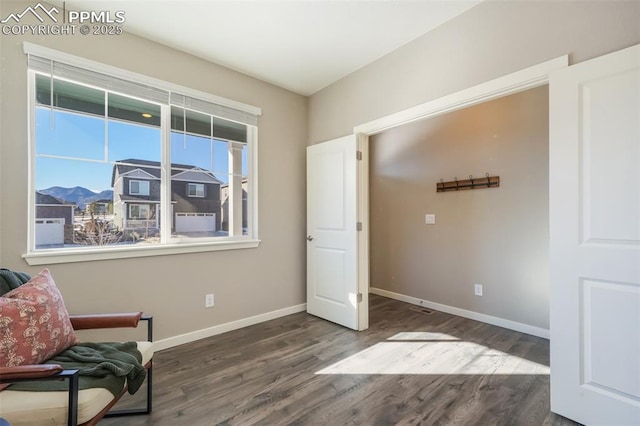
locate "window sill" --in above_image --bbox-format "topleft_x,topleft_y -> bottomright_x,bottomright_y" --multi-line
22,239 -> 261,265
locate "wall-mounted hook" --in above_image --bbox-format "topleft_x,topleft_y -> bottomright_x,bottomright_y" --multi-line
436,173 -> 500,193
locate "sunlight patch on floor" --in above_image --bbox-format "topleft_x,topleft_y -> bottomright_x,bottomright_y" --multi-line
315,336 -> 549,375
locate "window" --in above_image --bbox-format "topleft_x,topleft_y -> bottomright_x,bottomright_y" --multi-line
130,180 -> 150,196
25,44 -> 260,264
129,204 -> 151,219
187,183 -> 205,198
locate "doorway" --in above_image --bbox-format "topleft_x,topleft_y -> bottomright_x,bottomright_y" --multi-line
354,55 -> 567,337
367,85 -> 550,336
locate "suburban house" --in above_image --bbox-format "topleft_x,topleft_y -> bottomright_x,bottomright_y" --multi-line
34,191 -> 75,246
85,198 -> 112,216
0,0 -> 638,425
111,159 -> 223,237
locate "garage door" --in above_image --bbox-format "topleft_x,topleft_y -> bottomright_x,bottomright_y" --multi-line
175,213 -> 216,233
35,218 -> 65,246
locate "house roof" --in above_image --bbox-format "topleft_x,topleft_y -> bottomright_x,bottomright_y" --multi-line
111,159 -> 222,186
35,192 -> 72,206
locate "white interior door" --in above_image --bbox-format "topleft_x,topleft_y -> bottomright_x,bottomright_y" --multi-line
307,134 -> 367,331
549,44 -> 640,425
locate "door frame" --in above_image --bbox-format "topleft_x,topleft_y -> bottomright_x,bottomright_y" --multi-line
351,55 -> 568,329
356,134 -> 369,330
354,56 -> 567,137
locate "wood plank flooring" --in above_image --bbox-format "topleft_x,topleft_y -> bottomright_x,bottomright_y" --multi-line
102,295 -> 581,425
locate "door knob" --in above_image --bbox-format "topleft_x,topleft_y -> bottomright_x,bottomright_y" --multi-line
306,235 -> 314,241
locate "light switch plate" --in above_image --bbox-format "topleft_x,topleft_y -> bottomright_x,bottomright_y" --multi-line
425,214 -> 436,225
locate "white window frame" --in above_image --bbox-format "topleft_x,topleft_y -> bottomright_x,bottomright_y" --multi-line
187,183 -> 205,198
23,42 -> 261,265
129,180 -> 150,196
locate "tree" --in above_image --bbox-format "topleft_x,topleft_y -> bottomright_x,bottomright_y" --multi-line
74,205 -> 122,246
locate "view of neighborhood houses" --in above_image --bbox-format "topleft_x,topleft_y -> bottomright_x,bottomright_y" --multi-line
34,92 -> 249,249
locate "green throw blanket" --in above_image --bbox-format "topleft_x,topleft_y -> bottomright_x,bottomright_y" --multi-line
8,342 -> 146,397
0,269 -> 31,296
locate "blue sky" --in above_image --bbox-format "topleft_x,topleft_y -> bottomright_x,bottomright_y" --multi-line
35,107 -> 246,191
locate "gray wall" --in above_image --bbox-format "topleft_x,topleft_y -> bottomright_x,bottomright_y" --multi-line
308,0 -> 639,330
370,86 -> 549,328
0,1 -> 307,342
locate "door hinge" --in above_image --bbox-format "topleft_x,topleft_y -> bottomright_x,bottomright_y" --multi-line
356,150 -> 362,161
357,293 -> 363,303
357,222 -> 363,231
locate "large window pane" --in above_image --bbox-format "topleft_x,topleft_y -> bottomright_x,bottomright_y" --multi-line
34,92 -> 162,249
30,62 -> 256,255
109,116 -> 162,244
107,95 -> 162,244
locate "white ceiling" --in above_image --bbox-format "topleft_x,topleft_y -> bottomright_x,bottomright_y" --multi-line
59,1 -> 482,95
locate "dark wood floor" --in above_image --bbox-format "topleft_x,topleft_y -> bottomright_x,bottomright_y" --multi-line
103,295 -> 581,425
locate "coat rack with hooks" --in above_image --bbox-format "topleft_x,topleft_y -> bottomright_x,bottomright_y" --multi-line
437,173 -> 500,192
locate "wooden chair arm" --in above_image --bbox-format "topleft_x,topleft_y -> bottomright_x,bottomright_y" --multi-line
0,364 -> 63,381
69,312 -> 143,330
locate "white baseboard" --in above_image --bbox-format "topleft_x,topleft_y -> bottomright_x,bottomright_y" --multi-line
153,289 -> 549,351
154,303 -> 307,352
370,287 -> 549,339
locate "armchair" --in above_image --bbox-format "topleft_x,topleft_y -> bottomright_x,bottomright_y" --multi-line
0,270 -> 154,426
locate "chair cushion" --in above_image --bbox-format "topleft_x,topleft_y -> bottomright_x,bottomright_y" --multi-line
137,341 -> 154,366
0,341 -> 154,425
0,269 -> 77,369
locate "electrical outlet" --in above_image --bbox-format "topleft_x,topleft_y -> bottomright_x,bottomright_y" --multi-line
205,293 -> 214,308
474,284 -> 483,296
425,214 -> 436,225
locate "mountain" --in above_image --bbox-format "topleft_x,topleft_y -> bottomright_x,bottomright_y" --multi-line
39,186 -> 113,209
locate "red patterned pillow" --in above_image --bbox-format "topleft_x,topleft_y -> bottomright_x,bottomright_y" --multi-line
0,269 -> 77,368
